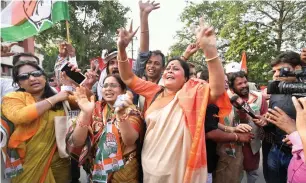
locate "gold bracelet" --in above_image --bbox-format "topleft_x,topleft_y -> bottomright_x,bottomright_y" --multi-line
118,58 -> 129,63
141,30 -> 149,33
45,98 -> 54,107
205,56 -> 219,62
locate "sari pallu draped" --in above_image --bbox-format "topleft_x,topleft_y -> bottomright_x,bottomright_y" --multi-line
1,92 -> 71,183
128,76 -> 231,183
66,101 -> 144,183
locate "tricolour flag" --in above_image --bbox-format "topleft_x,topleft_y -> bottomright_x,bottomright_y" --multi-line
1,0 -> 69,42
240,51 -> 247,73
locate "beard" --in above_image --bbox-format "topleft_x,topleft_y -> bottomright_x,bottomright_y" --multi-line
233,86 -> 249,97
111,69 -> 119,74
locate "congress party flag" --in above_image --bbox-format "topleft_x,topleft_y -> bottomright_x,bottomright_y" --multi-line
1,0 -> 69,42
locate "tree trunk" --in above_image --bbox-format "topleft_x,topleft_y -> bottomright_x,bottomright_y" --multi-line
276,1 -> 284,53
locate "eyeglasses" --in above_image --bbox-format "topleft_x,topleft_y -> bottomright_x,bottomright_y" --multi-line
17,70 -> 43,81
102,83 -> 120,89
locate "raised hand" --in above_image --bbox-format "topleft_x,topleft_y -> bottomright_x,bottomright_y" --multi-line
117,21 -> 139,50
183,43 -> 198,60
139,0 -> 160,14
82,61 -> 99,89
195,17 -> 217,51
60,71 -> 78,89
59,42 -> 76,58
73,87 -> 95,114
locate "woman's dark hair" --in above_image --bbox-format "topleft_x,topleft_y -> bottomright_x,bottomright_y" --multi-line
103,74 -> 127,91
166,57 -> 190,81
12,61 -> 62,110
12,52 -> 40,65
227,71 -> 248,89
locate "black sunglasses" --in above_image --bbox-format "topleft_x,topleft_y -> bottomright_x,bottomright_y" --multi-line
17,70 -> 43,81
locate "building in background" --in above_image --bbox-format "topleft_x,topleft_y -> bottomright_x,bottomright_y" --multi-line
1,0 -> 44,78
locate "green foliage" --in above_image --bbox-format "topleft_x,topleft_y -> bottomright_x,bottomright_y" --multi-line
170,1 -> 306,85
36,0 -> 129,73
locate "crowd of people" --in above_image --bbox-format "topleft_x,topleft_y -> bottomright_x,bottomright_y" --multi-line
1,1 -> 306,183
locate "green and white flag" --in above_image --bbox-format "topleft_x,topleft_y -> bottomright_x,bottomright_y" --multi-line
1,0 -> 69,42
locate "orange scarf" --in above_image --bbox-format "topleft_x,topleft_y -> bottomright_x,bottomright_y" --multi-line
178,79 -> 231,182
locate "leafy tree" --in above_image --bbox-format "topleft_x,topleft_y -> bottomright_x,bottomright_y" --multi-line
36,1 -> 129,72
170,1 -> 306,84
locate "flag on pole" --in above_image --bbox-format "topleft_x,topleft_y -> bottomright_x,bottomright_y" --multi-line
1,0 -> 69,42
240,51 -> 247,73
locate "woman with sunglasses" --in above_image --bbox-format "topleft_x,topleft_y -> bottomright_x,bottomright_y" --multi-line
66,74 -> 144,183
1,61 -> 71,183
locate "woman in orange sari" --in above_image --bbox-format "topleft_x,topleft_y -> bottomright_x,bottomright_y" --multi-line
1,61 -> 71,183
116,20 -> 231,183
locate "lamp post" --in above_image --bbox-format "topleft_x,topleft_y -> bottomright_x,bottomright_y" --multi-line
130,36 -> 138,60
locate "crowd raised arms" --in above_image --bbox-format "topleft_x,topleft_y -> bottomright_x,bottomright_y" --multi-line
1,1 -> 306,183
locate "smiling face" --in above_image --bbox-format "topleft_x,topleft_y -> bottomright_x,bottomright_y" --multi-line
102,76 -> 124,105
232,76 -> 249,97
162,60 -> 186,92
17,65 -> 46,94
108,58 -> 119,74
145,54 -> 163,81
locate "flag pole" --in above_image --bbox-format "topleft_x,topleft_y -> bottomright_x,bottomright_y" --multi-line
66,20 -> 71,43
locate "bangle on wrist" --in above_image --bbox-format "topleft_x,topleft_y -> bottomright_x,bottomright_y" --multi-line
181,55 -> 188,61
224,126 -> 228,132
45,98 -> 54,107
205,55 -> 218,62
117,56 -> 129,63
141,30 -> 149,33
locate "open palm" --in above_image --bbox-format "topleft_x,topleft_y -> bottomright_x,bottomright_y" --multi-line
117,21 -> 139,50
74,87 -> 95,114
195,17 -> 217,50
139,0 -> 160,14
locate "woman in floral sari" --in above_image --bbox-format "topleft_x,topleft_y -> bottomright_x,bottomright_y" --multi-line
116,20 -> 231,183
1,61 -> 71,183
66,74 -> 144,183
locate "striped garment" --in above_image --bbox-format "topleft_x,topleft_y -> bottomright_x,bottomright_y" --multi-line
1,115 -> 23,179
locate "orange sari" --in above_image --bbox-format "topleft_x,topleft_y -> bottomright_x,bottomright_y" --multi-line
128,76 -> 231,183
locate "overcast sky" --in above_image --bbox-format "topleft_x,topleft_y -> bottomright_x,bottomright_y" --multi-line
120,0 -> 202,58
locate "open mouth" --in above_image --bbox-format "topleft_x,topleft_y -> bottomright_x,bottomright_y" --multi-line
147,69 -> 155,75
166,75 -> 175,80
104,93 -> 115,98
30,82 -> 40,87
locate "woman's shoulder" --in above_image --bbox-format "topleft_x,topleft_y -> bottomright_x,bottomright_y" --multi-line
3,91 -> 33,100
